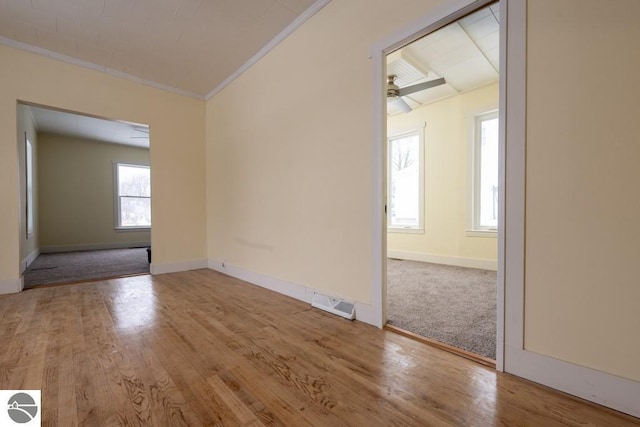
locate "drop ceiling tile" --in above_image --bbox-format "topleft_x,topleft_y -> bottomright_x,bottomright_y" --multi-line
442,57 -> 498,91
458,7 -> 492,27
475,32 -> 499,52
490,3 -> 500,19
459,15 -> 498,41
484,46 -> 500,71
408,84 -> 459,105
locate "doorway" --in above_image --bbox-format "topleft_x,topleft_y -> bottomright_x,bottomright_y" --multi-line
17,102 -> 152,287
382,2 -> 501,364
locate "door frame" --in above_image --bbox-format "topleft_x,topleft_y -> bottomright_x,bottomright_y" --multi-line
370,0 -> 640,418
369,0 -> 507,370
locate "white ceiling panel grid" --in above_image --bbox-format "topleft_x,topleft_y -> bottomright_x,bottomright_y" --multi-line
387,3 -> 500,115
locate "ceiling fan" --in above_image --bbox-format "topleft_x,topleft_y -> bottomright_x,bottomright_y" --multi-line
387,74 -> 446,113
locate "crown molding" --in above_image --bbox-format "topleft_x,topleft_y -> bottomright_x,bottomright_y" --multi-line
204,0 -> 331,101
0,36 -> 205,101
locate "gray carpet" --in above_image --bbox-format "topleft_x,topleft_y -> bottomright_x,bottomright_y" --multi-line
387,259 -> 496,360
24,248 -> 150,287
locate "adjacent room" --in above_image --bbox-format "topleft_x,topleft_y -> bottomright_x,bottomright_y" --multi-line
0,0 -> 639,423
18,104 -> 152,287
385,4 -> 499,363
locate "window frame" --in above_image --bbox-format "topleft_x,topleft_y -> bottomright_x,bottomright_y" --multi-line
114,162 -> 151,231
387,125 -> 425,234
471,110 -> 499,234
25,134 -> 34,239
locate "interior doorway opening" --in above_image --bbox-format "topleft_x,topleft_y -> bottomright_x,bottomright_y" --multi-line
16,102 -> 152,288
383,2 -> 500,366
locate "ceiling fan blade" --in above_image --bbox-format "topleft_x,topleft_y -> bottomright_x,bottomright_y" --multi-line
388,96 -> 412,113
397,77 -> 446,97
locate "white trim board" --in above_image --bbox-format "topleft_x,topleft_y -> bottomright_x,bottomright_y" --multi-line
0,37 -> 203,100
21,248 -> 40,273
207,260 -> 378,327
150,259 -> 208,275
40,242 -> 150,254
0,278 -> 23,295
204,0 -> 330,100
499,0 -> 640,419
387,250 -> 497,271
0,0 -> 331,102
506,348 -> 640,418
369,0 -> 502,344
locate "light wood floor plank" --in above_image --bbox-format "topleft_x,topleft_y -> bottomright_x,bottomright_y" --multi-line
0,269 -> 637,426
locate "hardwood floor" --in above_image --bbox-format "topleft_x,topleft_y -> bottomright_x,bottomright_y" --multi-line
0,269 -> 637,426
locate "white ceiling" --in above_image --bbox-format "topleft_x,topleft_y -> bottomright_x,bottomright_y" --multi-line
0,0 -> 319,98
28,105 -> 150,148
387,3 -> 500,115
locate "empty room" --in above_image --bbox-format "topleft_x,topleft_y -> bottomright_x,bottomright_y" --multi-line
0,0 -> 639,425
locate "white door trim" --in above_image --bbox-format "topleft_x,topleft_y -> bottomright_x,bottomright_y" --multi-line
502,0 -> 640,418
369,0 -> 503,367
371,0 -> 640,418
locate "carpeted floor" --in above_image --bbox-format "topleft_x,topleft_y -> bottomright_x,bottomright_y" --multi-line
23,248 -> 150,287
387,259 -> 496,359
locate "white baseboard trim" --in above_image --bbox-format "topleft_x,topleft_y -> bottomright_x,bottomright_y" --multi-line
0,278 -> 23,294
207,259 -> 378,327
41,241 -> 151,253
506,347 -> 640,419
387,250 -> 497,271
21,248 -> 40,272
151,259 -> 208,275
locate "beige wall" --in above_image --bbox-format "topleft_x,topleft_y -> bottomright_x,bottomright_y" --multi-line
387,84 -> 498,268
2,0 -> 634,389
16,104 -> 38,266
37,133 -> 150,250
206,0 -> 640,387
525,0 -> 640,382
0,44 -> 206,285
206,0 -> 451,303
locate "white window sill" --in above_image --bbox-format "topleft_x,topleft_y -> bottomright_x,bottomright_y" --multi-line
388,227 -> 424,234
116,227 -> 151,232
466,229 -> 497,238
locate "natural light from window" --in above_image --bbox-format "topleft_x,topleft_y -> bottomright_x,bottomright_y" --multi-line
388,130 -> 423,231
475,113 -> 499,230
116,163 -> 151,228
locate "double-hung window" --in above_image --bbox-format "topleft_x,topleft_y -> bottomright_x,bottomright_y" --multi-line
387,127 -> 424,232
473,112 -> 499,231
115,163 -> 151,229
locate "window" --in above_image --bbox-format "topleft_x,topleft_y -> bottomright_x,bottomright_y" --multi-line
387,128 -> 424,232
473,112 -> 499,231
115,163 -> 151,229
25,135 -> 34,238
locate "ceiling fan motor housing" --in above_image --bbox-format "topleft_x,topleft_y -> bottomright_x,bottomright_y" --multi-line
387,75 -> 400,98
